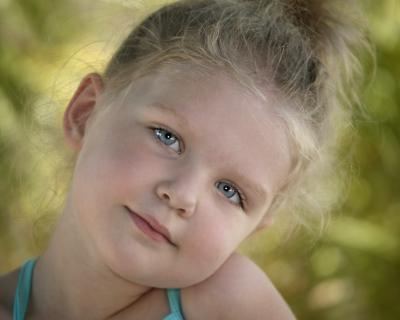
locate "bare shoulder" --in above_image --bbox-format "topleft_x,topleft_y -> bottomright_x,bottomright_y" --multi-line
181,253 -> 296,320
0,305 -> 11,320
0,268 -> 20,320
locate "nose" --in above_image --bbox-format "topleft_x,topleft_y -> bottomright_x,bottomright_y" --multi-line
155,172 -> 199,219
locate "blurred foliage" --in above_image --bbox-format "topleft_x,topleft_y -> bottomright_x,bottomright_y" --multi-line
0,0 -> 80,263
0,0 -> 399,319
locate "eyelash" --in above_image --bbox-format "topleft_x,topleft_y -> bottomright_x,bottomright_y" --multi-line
152,126 -> 183,153
216,180 -> 246,209
151,126 -> 246,209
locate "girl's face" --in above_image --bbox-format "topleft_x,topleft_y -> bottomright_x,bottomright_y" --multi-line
65,68 -> 292,288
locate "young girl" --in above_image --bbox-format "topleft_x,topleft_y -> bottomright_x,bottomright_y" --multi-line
0,0 -> 370,319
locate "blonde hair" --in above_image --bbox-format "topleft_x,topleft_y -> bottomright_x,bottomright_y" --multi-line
101,0 -> 372,235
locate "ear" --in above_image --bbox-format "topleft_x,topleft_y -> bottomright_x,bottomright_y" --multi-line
63,72 -> 104,151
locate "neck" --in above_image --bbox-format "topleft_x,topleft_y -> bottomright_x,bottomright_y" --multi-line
30,205 -> 152,320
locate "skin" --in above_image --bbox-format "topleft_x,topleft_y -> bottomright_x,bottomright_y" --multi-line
0,67 -> 296,319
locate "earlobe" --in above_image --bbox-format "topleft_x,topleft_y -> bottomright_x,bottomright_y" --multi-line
63,73 -> 104,150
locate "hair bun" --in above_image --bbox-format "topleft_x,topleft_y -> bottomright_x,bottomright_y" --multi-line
282,0 -> 368,75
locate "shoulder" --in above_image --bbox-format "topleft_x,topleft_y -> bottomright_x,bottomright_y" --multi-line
0,268 -> 20,320
0,305 -> 11,320
181,253 -> 296,320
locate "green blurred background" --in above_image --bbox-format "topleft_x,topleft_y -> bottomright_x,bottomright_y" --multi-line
1,0 -> 399,319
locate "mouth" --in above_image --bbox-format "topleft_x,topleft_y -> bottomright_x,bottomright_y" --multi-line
125,206 -> 175,246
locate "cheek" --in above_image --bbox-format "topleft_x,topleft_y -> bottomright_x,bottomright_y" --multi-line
178,215 -> 243,283
71,134 -> 156,218
108,136 -> 174,203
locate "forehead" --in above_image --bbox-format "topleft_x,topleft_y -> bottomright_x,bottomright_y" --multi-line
120,67 -> 292,198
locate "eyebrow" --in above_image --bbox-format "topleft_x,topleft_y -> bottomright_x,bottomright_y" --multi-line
146,103 -> 189,129
233,171 -> 269,204
147,102 -> 269,204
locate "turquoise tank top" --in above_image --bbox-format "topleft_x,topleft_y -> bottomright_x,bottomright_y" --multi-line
13,259 -> 184,320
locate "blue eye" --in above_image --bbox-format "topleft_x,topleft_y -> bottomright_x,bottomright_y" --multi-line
216,181 -> 245,208
153,128 -> 182,153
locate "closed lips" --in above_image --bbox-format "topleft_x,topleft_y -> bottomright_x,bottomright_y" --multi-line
125,206 -> 175,246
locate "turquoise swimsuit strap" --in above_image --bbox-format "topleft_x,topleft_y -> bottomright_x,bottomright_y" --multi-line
165,288 -> 184,320
12,259 -> 184,320
13,259 -> 37,320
